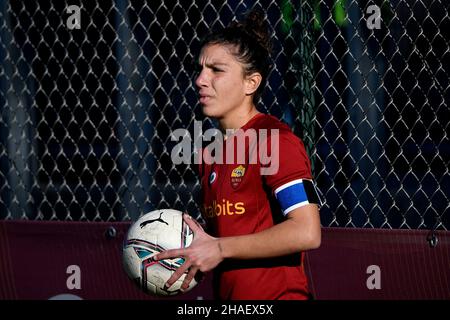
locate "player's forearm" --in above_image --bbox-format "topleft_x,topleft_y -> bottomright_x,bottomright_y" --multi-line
218,214 -> 321,260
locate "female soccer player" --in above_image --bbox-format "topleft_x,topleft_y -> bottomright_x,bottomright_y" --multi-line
155,9 -> 322,300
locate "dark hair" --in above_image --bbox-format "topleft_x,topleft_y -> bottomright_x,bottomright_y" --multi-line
201,9 -> 273,102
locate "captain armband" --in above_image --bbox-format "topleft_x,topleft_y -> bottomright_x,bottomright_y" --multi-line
274,179 -> 323,215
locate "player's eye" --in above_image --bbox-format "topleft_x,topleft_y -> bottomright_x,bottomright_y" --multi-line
211,67 -> 223,73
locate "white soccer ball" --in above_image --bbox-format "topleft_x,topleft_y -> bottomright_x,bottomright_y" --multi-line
123,209 -> 198,296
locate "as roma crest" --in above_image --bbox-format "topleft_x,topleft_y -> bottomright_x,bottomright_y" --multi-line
230,165 -> 246,189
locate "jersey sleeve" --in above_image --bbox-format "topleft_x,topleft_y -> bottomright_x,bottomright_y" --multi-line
262,131 -> 322,215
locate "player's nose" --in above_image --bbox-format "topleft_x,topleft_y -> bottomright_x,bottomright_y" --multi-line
195,69 -> 209,88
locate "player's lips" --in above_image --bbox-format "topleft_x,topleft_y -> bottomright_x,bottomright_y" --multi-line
199,93 -> 213,105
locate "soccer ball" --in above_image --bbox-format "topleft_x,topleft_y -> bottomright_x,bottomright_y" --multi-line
123,209 -> 198,296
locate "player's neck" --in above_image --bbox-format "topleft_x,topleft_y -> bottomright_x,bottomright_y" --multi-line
218,105 -> 260,135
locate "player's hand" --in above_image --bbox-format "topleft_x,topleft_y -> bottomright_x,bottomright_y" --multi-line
153,213 -> 223,291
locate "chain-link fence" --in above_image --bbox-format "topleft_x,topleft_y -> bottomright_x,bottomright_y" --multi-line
0,0 -> 448,229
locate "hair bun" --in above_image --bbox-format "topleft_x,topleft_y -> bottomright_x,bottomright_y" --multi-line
242,9 -> 272,53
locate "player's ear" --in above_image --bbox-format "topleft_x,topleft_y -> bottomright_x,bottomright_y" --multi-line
244,72 -> 262,96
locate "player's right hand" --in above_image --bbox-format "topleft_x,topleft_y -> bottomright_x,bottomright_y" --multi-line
154,213 -> 224,291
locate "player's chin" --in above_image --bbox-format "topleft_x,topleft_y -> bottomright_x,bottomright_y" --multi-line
201,104 -> 221,118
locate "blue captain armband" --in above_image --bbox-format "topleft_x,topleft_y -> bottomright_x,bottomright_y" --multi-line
274,179 -> 323,215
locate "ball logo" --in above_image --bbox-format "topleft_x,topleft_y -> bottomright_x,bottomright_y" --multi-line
231,165 -> 246,189
139,211 -> 169,228
209,171 -> 217,185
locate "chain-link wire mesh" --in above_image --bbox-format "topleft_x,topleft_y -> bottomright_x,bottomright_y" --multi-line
0,0 -> 448,229
313,0 -> 449,230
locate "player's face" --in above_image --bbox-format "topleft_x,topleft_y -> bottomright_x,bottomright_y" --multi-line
195,44 -> 249,120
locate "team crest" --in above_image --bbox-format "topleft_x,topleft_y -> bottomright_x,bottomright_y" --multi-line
230,165 -> 246,189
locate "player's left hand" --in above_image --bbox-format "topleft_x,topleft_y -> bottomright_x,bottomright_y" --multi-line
153,213 -> 223,291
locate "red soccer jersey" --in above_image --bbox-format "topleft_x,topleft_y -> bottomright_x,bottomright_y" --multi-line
199,113 -> 314,300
